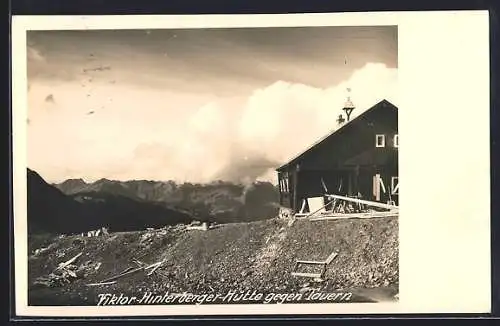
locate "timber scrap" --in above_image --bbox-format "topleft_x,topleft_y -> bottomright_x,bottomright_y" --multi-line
295,193 -> 399,221
291,251 -> 339,280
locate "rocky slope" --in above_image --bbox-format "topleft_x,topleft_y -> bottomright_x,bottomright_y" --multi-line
28,215 -> 399,306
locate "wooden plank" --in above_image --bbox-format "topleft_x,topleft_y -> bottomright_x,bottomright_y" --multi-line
86,281 -> 117,287
312,211 -> 399,219
324,252 -> 338,265
133,259 -> 168,278
373,174 -> 377,197
296,260 -> 326,265
379,177 -> 386,194
293,167 -> 298,212
321,178 -> 328,193
55,252 -> 82,271
118,266 -> 135,274
99,266 -> 145,283
303,197 -> 336,218
310,212 -> 399,221
146,259 -> 166,276
325,193 -> 398,210
317,211 -> 397,218
307,197 -> 325,213
299,199 -> 307,214
291,272 -> 323,278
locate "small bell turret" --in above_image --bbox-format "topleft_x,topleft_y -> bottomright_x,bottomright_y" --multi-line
342,87 -> 355,122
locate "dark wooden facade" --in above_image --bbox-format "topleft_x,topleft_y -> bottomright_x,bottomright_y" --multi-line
276,99 -> 398,212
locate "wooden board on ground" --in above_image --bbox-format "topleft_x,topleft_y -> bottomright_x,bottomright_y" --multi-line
310,211 -> 398,221
326,193 -> 398,210
292,250 -> 338,279
296,260 -> 327,265
324,251 -> 338,265
291,272 -> 323,278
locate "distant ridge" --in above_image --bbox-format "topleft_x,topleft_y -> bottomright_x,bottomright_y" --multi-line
54,177 -> 280,224
27,168 -> 193,234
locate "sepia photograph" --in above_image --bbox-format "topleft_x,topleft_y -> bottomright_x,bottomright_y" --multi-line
25,25 -> 399,306
12,11 -> 490,317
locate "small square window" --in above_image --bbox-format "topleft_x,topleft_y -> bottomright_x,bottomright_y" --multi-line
376,134 -> 385,147
394,134 -> 399,148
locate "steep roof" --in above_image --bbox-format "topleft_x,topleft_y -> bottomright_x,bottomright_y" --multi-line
276,99 -> 397,171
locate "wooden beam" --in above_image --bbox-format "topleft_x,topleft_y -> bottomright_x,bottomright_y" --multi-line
304,197 -> 336,218
54,252 -> 82,272
292,169 -> 298,212
296,260 -> 327,265
321,177 -> 328,193
325,193 -> 398,210
291,272 -> 323,278
324,252 -> 339,265
299,199 -> 307,214
375,174 -> 381,201
99,266 -> 145,283
380,177 -> 386,194
310,211 -> 399,221
86,281 -> 117,287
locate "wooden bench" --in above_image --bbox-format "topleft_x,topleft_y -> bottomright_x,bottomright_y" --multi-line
291,251 -> 338,279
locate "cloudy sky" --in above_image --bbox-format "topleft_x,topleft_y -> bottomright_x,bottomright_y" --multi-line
27,26 -> 398,184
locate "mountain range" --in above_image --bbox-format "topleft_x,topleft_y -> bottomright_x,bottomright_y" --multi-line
28,169 -> 192,234
27,168 -> 280,235
54,176 -> 280,224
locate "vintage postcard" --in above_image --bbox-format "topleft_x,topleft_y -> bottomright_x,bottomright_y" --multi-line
12,11 -> 490,317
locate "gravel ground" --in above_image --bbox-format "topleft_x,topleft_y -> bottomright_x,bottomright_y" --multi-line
28,216 -> 398,306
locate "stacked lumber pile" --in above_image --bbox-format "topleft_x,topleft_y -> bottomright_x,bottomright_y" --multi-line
295,194 -> 399,221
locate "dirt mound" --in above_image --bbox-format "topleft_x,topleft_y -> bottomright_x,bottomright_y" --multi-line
28,216 -> 398,305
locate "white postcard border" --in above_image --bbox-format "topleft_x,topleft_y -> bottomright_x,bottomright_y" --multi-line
12,11 -> 491,316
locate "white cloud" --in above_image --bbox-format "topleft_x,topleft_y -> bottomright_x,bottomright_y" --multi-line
237,62 -> 398,165
28,62 -> 397,184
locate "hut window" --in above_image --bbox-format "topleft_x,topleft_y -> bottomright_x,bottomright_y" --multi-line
394,134 -> 399,148
391,177 -> 399,195
376,134 -> 385,147
279,176 -> 289,193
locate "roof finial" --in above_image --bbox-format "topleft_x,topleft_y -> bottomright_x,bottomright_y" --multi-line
344,87 -> 355,108
343,87 -> 355,121
340,57 -> 355,122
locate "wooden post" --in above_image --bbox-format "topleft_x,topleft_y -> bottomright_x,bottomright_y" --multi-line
354,165 -> 360,195
293,164 -> 299,212
278,172 -> 283,206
